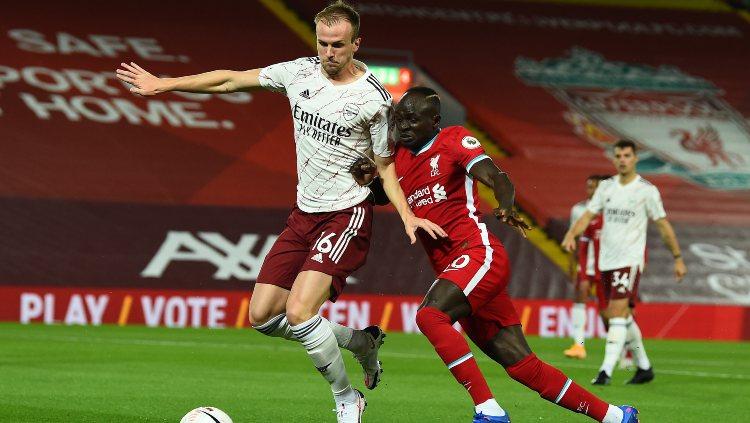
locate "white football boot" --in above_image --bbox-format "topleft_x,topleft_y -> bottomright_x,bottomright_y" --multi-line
335,389 -> 366,423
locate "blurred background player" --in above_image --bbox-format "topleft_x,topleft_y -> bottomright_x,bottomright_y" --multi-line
564,175 -> 606,360
354,87 -> 639,423
116,2 -> 446,421
563,140 -> 687,386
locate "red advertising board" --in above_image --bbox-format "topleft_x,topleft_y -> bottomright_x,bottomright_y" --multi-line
3,286 -> 748,341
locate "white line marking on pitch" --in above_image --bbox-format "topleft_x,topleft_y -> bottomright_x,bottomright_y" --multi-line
9,333 -> 750,381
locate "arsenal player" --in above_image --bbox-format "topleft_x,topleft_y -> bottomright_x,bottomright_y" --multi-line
563,140 -> 687,386
116,3 -> 445,422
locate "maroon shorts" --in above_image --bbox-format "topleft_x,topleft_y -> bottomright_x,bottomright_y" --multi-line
437,244 -> 521,346
256,202 -> 372,301
601,265 -> 641,307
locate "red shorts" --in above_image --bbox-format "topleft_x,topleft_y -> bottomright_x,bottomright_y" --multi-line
437,244 -> 521,346
601,265 -> 641,307
577,273 -> 608,310
256,202 -> 372,301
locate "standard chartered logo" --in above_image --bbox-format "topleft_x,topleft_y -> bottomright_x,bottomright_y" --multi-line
408,183 -> 448,207
432,183 -> 447,202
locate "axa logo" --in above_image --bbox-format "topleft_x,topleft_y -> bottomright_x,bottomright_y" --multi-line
430,154 -> 441,177
432,183 -> 447,202
141,231 -> 278,280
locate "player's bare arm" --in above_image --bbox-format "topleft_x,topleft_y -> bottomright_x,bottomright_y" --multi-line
655,218 -> 687,282
468,158 -> 530,238
115,62 -> 261,96
374,154 -> 448,244
562,211 -> 595,252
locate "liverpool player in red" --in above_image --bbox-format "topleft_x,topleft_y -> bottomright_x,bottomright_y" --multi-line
352,87 -> 638,422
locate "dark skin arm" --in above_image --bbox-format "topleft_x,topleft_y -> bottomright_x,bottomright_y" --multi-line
349,160 -> 390,206
350,156 -> 531,235
469,158 -> 530,238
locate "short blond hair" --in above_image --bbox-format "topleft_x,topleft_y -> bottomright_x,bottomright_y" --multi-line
314,1 -> 360,42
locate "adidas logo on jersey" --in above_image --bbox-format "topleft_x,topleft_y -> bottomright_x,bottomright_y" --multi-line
311,252 -> 324,263
299,89 -> 311,99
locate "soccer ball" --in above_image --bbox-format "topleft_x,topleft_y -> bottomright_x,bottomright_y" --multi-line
180,407 -> 233,423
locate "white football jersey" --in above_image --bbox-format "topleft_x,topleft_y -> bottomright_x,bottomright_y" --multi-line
259,57 -> 392,212
587,174 -> 666,271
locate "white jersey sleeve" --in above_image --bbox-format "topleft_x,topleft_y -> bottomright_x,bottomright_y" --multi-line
587,179 -> 609,215
645,185 -> 667,221
370,102 -> 393,158
258,57 -> 315,94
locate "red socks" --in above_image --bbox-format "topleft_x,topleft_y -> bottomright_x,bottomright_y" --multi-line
415,307 -> 493,406
505,353 -> 609,421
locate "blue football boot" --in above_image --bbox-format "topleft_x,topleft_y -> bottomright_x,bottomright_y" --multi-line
472,411 -> 510,422
619,405 -> 639,422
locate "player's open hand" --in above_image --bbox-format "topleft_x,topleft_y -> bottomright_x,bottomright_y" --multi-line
674,258 -> 687,282
349,157 -> 377,186
403,215 -> 447,244
561,232 -> 576,252
116,62 -> 165,96
493,207 -> 531,238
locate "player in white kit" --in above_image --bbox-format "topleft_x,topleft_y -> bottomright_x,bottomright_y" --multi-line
115,2 -> 445,421
562,140 -> 687,386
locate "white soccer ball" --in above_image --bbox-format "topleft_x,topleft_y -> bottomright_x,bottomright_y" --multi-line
180,406 -> 233,423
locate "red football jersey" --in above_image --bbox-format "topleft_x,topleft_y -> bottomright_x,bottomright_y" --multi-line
395,126 -> 500,272
577,213 -> 603,281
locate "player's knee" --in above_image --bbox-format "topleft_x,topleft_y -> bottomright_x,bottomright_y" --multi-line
248,306 -> 274,328
415,306 -> 450,332
605,304 -> 628,319
285,301 -> 316,326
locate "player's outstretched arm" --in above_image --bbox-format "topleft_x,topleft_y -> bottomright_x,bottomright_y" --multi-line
562,212 -> 595,252
374,155 -> 447,244
115,62 -> 261,96
655,218 -> 687,282
469,158 -> 530,238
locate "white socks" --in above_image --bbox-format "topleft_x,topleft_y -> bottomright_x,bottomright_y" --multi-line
291,315 -> 357,404
253,313 -> 365,353
571,303 -> 587,346
475,398 -> 506,417
253,313 -> 296,340
600,317 -> 627,376
601,405 -> 624,423
626,316 -> 651,369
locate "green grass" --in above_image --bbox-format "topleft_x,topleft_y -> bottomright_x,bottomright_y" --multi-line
1,323 -> 748,422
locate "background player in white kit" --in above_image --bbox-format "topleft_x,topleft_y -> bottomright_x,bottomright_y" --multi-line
115,2 -> 445,421
562,140 -> 687,385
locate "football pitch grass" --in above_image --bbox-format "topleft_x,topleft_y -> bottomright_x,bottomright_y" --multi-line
2,323 -> 748,422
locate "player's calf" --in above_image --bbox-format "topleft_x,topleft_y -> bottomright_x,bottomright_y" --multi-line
504,353 -> 635,422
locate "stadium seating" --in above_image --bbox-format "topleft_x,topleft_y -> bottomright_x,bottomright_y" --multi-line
289,0 -> 750,226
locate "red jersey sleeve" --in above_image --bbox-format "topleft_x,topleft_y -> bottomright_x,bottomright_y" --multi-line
445,126 -> 489,171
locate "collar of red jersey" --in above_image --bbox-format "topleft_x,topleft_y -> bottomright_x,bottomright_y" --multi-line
414,130 -> 442,156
